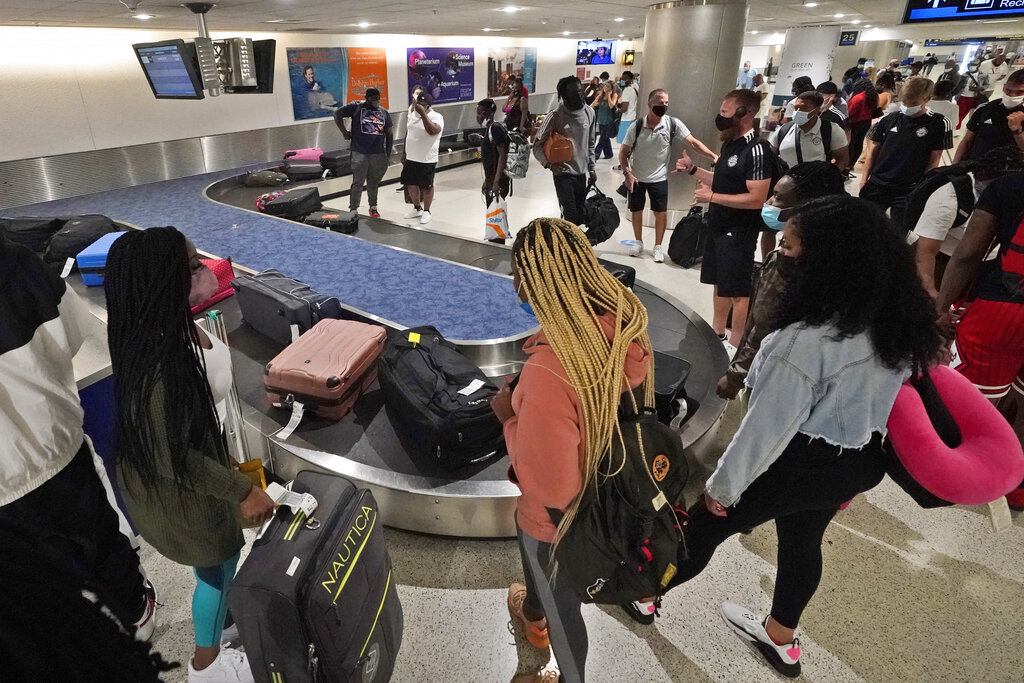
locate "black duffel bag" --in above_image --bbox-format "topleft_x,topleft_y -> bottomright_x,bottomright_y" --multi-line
44,214 -> 122,272
668,206 -> 707,268
583,186 -> 620,246
378,326 -> 505,470
0,216 -> 66,254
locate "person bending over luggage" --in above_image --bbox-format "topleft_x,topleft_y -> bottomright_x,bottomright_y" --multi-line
490,218 -> 652,683
105,228 -> 276,683
717,161 -> 847,401
667,197 -> 943,678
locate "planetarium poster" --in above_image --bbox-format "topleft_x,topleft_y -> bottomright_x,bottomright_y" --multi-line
407,47 -> 475,105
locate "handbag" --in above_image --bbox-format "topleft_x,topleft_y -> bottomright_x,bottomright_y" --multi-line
484,192 -> 511,241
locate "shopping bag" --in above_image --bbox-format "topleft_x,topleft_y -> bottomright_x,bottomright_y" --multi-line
485,193 -> 511,241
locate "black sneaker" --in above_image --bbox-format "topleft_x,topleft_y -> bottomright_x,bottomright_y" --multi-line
621,600 -> 658,625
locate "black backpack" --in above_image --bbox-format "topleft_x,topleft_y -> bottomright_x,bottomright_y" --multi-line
377,326 -> 505,470
43,214 -> 122,272
903,166 -> 975,234
553,405 -> 689,605
583,186 -> 620,245
0,216 -> 65,255
773,119 -> 833,167
667,206 -> 707,268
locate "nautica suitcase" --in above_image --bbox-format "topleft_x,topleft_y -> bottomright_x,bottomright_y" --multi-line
282,159 -> 325,181
76,231 -> 128,286
256,187 -> 323,220
265,319 -> 387,421
319,149 -> 351,176
229,471 -> 403,683
232,269 -> 342,346
304,210 -> 359,234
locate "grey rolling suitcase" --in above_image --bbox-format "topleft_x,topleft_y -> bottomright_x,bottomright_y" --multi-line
229,471 -> 403,683
231,269 -> 342,346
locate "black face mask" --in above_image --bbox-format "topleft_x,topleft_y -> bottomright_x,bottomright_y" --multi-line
652,104 -> 668,117
715,106 -> 746,131
776,253 -> 804,280
563,89 -> 585,111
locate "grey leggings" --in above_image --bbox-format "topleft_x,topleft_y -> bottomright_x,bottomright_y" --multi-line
518,526 -> 587,683
349,150 -> 389,210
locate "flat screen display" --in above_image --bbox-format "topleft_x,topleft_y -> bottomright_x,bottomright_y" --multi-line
576,40 -> 616,66
903,0 -> 1024,24
133,40 -> 204,99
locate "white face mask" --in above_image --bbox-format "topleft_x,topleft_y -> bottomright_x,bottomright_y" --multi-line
792,110 -> 811,126
1003,94 -> 1024,109
900,104 -> 923,116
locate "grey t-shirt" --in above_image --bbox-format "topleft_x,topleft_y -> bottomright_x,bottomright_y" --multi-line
622,115 -> 691,183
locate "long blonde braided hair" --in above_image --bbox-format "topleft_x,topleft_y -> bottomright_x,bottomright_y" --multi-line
512,218 -> 654,547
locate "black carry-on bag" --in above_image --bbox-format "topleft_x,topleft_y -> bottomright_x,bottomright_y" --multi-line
229,471 -> 403,683
319,150 -> 352,177
305,210 -> 359,234
231,269 -> 342,346
653,351 -> 692,427
377,326 -> 505,469
257,187 -> 323,220
668,206 -> 707,268
597,257 -> 636,289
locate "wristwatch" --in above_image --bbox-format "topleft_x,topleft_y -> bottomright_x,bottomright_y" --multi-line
688,166 -> 698,175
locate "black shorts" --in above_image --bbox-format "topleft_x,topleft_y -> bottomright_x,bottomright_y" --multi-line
400,160 -> 436,189
627,179 -> 669,213
699,228 -> 759,298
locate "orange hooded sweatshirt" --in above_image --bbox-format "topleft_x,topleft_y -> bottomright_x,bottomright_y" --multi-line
504,314 -> 651,543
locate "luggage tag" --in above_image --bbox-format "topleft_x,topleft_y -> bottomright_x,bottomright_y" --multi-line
988,497 -> 1012,532
458,379 -> 486,396
266,481 -> 319,518
408,331 -> 421,345
274,400 -> 305,440
60,257 -> 75,279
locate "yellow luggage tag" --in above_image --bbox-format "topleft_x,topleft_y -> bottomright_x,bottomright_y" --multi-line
408,332 -> 421,345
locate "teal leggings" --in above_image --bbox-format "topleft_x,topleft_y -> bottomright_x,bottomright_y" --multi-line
192,552 -> 239,648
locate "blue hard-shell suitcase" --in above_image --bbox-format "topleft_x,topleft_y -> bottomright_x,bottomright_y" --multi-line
76,231 -> 128,286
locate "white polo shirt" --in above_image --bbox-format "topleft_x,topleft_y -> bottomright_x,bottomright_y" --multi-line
769,118 -> 847,168
622,116 -> 691,183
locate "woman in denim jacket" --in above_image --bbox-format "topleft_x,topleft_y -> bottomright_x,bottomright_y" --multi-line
669,196 -> 944,678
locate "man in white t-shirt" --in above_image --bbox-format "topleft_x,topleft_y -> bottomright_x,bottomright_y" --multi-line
981,53 -> 1011,97
401,92 -> 445,224
620,88 -> 718,262
769,90 -> 849,170
616,71 -> 641,145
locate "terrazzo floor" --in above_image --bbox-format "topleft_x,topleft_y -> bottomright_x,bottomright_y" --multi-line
135,129 -> 1024,683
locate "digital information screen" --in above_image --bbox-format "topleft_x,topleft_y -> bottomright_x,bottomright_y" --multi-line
903,0 -> 1024,24
137,44 -> 199,97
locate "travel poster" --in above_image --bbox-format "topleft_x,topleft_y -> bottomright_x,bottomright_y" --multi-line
407,47 -> 475,105
287,47 -> 347,120
346,47 -> 389,108
487,46 -> 538,97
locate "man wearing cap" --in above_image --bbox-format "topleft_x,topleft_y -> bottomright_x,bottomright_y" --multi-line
334,88 -> 394,218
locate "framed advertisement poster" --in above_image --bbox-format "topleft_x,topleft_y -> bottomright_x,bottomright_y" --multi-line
286,47 -> 389,120
407,47 -> 474,104
487,46 -> 537,97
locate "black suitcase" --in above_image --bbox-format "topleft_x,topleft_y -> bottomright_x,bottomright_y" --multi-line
320,149 -> 352,176
0,216 -> 65,254
668,206 -> 708,268
598,258 -> 635,289
231,269 -> 342,346
378,326 -> 505,469
43,214 -> 122,271
229,471 -> 403,683
653,351 -> 692,427
258,187 -> 323,220
305,210 -> 359,234
283,159 -> 326,181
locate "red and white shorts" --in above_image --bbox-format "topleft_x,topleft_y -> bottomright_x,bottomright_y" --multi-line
950,298 -> 1024,398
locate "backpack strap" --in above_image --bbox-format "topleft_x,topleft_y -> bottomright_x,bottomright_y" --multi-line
949,173 -> 977,228
774,121 -> 795,152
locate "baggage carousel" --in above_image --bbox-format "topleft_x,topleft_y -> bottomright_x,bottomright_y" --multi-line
14,130 -> 728,539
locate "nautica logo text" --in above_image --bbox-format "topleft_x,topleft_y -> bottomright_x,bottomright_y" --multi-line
322,506 -> 375,597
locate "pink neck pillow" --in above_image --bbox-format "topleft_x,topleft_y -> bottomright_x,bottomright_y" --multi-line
887,365 -> 1024,506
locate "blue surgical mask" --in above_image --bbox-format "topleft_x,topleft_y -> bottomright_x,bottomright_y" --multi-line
520,301 -> 535,317
900,104 -> 922,116
761,204 -> 786,231
791,110 -> 810,126
618,80 -> 626,87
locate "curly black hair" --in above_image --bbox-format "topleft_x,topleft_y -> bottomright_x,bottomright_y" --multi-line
787,161 -> 848,202
767,196 -> 943,370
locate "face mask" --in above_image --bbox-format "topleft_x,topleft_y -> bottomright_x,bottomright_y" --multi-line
652,104 -> 668,117
775,253 -> 803,280
520,301 -> 536,317
715,114 -> 735,131
1003,94 -> 1024,109
761,204 -> 786,231
743,67 -> 750,72
188,264 -> 219,307
562,89 -> 585,111
618,80 -> 626,87
900,104 -> 923,116
792,110 -> 811,126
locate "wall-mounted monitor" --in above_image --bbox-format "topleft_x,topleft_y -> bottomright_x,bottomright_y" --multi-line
132,39 -> 204,99
903,0 -> 1024,24
577,40 -> 616,66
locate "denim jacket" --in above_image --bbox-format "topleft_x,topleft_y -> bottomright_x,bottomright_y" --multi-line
706,322 -> 910,507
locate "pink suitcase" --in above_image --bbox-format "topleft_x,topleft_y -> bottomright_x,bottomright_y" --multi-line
264,319 -> 386,421
282,147 -> 324,162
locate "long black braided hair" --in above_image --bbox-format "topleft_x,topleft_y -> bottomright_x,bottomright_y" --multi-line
104,227 -> 227,492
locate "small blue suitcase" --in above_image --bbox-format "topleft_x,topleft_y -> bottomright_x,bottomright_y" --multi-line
76,231 -> 127,286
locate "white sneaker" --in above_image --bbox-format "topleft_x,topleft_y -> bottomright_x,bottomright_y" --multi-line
419,210 -> 432,224
403,207 -> 422,219
188,646 -> 255,683
220,622 -> 240,648
629,240 -> 643,257
719,602 -> 801,678
653,245 -> 665,263
132,580 -> 159,642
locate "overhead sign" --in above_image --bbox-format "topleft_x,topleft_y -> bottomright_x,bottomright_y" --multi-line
839,30 -> 859,46
925,34 -> 1024,45
903,0 -> 1024,24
